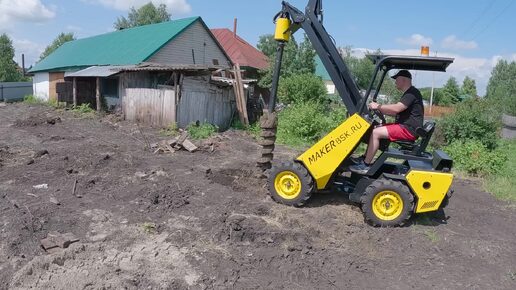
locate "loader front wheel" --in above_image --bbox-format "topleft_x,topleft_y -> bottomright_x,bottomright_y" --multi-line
361,179 -> 414,227
268,161 -> 314,207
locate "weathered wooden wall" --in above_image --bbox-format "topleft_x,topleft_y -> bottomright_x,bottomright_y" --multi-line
178,76 -> 235,130
124,88 -> 176,127
49,72 -> 65,101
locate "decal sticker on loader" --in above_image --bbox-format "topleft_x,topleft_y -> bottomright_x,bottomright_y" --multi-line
297,114 -> 370,189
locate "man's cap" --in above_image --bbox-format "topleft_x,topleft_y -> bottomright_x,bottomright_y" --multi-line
391,70 -> 412,79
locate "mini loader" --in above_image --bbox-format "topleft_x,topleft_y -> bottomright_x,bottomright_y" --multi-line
259,0 -> 455,227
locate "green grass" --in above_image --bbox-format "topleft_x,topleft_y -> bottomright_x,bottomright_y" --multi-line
484,139 -> 516,203
424,229 -> 440,243
231,119 -> 262,139
23,94 -> 45,104
160,122 -> 179,137
187,122 -> 217,140
141,222 -> 157,234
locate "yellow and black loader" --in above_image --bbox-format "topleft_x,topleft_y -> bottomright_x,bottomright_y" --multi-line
259,0 -> 455,227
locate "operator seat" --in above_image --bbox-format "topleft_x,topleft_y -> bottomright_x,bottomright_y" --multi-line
393,121 -> 436,156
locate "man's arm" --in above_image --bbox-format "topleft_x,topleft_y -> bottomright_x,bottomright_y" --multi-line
370,102 -> 407,116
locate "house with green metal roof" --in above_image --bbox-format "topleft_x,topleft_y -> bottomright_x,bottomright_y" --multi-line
315,56 -> 337,96
30,16 -> 239,128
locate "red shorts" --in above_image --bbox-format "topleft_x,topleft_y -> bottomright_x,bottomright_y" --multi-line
385,124 -> 416,142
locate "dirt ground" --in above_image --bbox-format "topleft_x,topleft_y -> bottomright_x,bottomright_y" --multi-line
0,103 -> 515,290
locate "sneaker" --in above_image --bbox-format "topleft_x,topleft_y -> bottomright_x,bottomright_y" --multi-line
349,161 -> 370,174
349,155 -> 364,165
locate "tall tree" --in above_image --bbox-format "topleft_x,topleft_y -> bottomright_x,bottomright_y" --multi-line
114,2 -> 171,30
39,32 -> 76,61
291,34 -> 316,75
0,33 -> 23,82
461,76 -> 477,99
486,59 -> 516,114
340,47 -> 399,102
442,76 -> 461,104
257,34 -> 315,88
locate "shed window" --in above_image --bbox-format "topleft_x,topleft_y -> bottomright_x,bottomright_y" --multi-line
101,78 -> 119,98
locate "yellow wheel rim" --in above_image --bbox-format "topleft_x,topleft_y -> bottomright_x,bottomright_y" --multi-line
274,171 -> 302,200
372,190 -> 403,221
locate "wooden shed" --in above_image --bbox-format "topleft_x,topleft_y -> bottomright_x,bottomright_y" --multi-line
29,17 -> 236,128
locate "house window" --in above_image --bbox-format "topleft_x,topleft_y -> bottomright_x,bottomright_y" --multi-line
212,59 -> 219,65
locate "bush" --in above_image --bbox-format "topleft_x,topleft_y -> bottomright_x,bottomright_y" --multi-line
73,103 -> 95,114
440,99 -> 501,149
187,122 -> 217,140
277,102 -> 347,147
277,101 -> 328,146
445,140 -> 507,176
326,105 -> 347,130
485,139 -> 516,202
278,73 -> 327,105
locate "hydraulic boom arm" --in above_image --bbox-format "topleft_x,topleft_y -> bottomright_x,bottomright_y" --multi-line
270,0 -> 362,114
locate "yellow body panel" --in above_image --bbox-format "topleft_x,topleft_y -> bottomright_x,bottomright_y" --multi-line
274,18 -> 291,41
406,170 -> 453,213
297,114 -> 370,189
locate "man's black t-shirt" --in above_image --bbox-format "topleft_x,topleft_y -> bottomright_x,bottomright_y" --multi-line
395,86 -> 424,136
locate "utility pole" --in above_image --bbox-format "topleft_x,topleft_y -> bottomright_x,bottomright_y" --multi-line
421,46 -> 433,115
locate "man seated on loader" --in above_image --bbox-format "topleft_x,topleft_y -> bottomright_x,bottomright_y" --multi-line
350,69 -> 424,174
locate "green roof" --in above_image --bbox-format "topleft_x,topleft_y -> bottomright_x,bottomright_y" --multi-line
30,17 -> 200,73
315,56 -> 331,81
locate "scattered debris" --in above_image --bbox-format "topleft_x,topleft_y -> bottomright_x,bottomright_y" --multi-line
151,131 -> 198,153
33,149 -> 49,158
33,184 -> 48,189
135,171 -> 148,179
46,116 -> 61,125
182,139 -> 198,152
40,231 -> 79,251
71,178 -> 82,198
49,196 -> 60,205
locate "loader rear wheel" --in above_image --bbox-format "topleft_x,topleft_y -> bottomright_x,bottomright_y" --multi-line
361,179 -> 414,227
268,161 -> 314,207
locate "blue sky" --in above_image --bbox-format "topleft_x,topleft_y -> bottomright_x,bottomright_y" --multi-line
1,0 -> 515,95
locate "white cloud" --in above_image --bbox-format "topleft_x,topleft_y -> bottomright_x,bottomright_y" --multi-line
347,47 -> 516,96
12,37 -> 45,67
396,34 -> 433,46
85,0 -> 191,14
441,35 -> 478,50
0,0 -> 55,27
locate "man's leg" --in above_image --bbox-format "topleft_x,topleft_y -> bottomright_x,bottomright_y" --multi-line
364,126 -> 389,164
349,126 -> 389,174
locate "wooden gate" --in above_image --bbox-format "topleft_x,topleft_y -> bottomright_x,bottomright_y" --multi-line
123,88 -> 175,127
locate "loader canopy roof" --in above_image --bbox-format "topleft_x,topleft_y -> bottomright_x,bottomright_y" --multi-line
366,55 -> 454,72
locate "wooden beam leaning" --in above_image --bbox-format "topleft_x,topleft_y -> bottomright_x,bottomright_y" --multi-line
96,77 -> 101,112
72,77 -> 77,107
231,64 -> 249,127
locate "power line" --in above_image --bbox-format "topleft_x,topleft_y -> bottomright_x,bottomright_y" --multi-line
460,1 -> 496,38
471,0 -> 515,41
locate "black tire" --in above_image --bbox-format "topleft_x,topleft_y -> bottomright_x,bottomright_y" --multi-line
267,161 -> 314,207
361,179 -> 414,227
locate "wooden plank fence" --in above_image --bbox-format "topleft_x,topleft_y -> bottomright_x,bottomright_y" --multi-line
123,88 -> 175,127
424,105 -> 455,118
